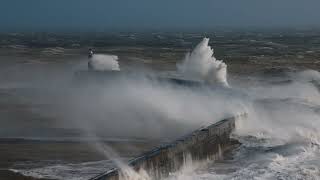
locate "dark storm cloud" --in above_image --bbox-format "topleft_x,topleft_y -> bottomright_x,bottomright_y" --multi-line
1,0 -> 320,31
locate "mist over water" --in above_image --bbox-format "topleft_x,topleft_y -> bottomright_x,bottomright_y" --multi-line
139,70 -> 320,180
52,39 -> 240,140
5,38 -> 320,179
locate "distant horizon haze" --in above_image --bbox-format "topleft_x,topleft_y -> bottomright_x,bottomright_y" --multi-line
1,0 -> 320,32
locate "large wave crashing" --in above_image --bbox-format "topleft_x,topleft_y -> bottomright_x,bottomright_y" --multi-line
88,54 -> 120,71
177,38 -> 229,87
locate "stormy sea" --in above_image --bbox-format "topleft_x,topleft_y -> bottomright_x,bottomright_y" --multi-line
1,30 -> 320,180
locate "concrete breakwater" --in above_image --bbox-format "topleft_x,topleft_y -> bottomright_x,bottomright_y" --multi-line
90,115 -> 240,180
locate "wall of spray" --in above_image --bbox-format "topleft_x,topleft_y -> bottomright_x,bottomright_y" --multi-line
177,38 -> 229,87
88,54 -> 120,71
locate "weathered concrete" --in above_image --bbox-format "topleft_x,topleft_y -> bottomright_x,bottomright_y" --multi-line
89,115 -> 240,180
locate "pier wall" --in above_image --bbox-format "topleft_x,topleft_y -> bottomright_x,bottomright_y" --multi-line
90,115 -> 239,180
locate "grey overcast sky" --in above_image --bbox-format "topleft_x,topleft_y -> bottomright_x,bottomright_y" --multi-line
1,0 -> 320,31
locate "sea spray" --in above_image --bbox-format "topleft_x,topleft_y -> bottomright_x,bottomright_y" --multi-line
88,54 -> 120,71
92,141 -> 151,180
177,38 -> 229,87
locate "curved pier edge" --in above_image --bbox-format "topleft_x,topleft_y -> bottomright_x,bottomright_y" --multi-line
90,113 -> 246,180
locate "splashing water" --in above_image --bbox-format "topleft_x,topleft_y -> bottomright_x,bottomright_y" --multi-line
88,54 -> 120,71
177,38 -> 229,87
93,141 -> 151,180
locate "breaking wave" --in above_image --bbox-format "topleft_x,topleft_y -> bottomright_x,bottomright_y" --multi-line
177,38 -> 229,87
88,54 -> 120,71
